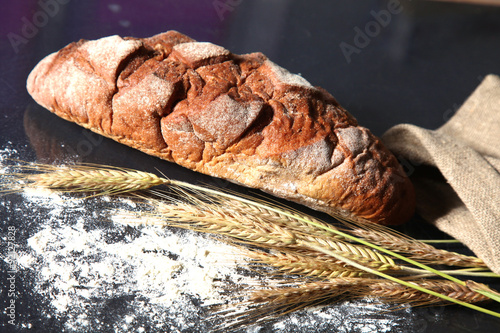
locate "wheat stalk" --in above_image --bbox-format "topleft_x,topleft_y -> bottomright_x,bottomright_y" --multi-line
216,277 -> 494,331
221,278 -> 492,330
2,161 -> 500,321
3,161 -> 497,282
163,180 -> 499,280
0,162 -> 488,271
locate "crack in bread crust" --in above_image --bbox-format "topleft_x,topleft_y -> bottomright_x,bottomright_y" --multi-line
26,30 -> 415,225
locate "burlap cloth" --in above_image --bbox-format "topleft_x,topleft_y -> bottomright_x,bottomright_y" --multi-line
382,74 -> 500,274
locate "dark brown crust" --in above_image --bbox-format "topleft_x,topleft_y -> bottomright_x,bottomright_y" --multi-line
26,30 -> 415,225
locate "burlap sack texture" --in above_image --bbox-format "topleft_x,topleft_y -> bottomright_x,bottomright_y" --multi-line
383,74 -> 500,274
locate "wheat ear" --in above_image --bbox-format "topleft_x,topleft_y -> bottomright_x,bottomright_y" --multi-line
248,279 -> 362,305
1,162 -> 166,195
121,197 -> 399,273
214,196 -> 344,240
364,279 -> 491,306
243,248 -> 366,279
342,221 -> 486,268
216,279 -> 366,330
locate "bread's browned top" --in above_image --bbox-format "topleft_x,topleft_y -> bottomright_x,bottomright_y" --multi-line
27,30 -> 415,225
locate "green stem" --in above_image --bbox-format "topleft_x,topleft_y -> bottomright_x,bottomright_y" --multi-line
418,239 -> 461,244
440,270 -> 500,278
400,266 -> 500,278
435,270 -> 500,278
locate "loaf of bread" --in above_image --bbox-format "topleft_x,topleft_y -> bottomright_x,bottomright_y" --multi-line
26,30 -> 415,225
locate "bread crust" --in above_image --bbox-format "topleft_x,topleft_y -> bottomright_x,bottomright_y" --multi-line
26,30 -> 415,225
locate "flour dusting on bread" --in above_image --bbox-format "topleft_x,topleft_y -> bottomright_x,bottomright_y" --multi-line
27,30 -> 415,225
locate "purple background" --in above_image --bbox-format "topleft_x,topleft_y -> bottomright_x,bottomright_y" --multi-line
1,1 -> 500,332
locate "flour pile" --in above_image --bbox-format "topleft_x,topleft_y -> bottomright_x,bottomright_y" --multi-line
16,190 -> 252,332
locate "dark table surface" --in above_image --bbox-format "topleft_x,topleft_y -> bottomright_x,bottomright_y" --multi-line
1,1 -> 500,332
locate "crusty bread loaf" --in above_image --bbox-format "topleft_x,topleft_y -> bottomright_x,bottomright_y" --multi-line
26,30 -> 415,225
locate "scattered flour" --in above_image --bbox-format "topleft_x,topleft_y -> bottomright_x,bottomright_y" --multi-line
17,191 -> 252,332
1,145 -> 422,332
